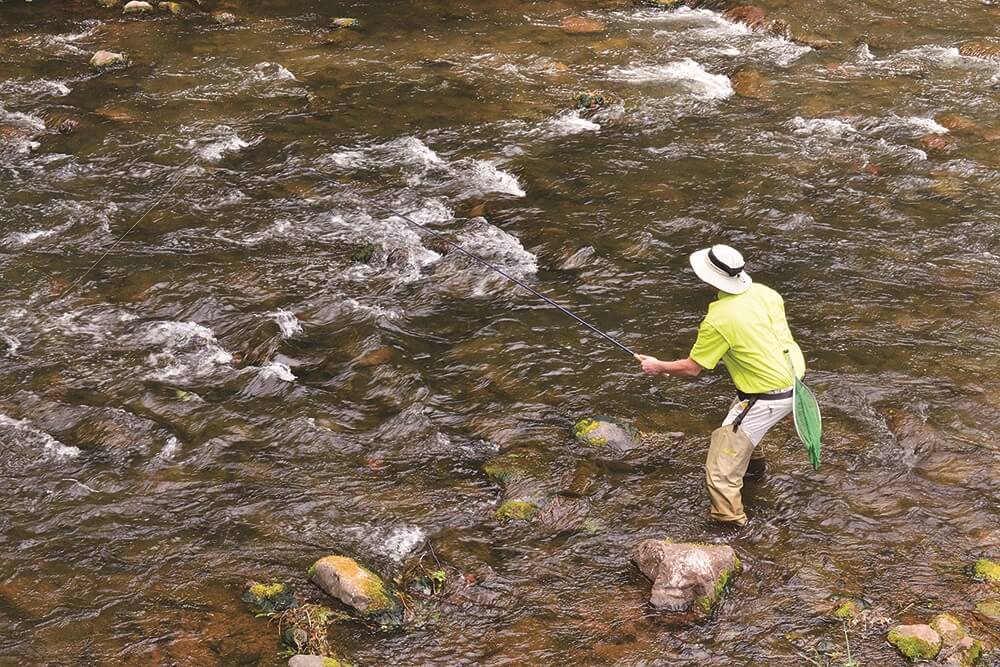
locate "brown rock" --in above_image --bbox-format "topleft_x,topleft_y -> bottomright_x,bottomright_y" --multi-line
730,68 -> 772,99
631,540 -> 740,613
935,113 -> 978,134
562,16 -> 606,34
792,32 -> 841,49
309,555 -> 400,617
920,133 -> 956,152
958,40 -> 1000,62
724,5 -> 767,29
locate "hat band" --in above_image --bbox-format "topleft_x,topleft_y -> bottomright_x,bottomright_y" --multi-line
708,248 -> 743,277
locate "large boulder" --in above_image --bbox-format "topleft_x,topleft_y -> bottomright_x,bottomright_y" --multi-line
308,555 -> 401,620
887,624 -> 941,662
631,540 -> 741,613
89,50 -> 129,71
573,416 -> 638,453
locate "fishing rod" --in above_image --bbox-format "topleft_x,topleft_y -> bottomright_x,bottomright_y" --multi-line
366,202 -> 637,358
58,155 -> 199,299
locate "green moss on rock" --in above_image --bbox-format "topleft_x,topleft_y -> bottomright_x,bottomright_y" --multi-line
573,417 -> 604,445
930,612 -> 966,646
976,599 -> 1000,622
241,580 -> 297,614
887,625 -> 941,661
832,599 -> 861,621
482,453 -> 527,487
972,558 -> 1000,584
495,499 -> 538,522
695,558 -> 740,613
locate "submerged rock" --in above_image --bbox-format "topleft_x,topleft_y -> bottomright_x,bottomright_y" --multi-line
573,416 -> 638,453
288,656 -> 349,667
573,91 -> 610,111
158,1 -> 184,14
96,0 -> 121,7
887,624 -> 941,662
792,32 -> 841,49
631,540 -> 740,613
830,597 -> 863,621
241,580 -> 297,615
331,18 -> 361,29
730,67 -> 772,99
639,0 -> 684,7
975,599 -> 1000,623
308,555 -> 401,621
211,11 -> 238,25
935,113 -> 979,134
958,40 -> 1000,62
562,16 -> 606,35
90,50 -> 129,71
495,499 -> 539,522
122,0 -> 154,14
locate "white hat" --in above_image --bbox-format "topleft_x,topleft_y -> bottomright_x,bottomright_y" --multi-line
689,244 -> 752,294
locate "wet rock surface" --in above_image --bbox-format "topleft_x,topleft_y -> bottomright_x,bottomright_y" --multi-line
573,416 -> 639,453
631,540 -> 740,613
887,624 -> 942,661
309,555 -> 401,621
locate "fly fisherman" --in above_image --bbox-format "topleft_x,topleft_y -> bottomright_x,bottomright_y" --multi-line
634,244 -> 805,527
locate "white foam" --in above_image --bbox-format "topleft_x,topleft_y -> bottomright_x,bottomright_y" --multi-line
185,125 -> 252,162
0,414 -> 81,461
790,116 -> 857,136
269,309 -> 302,338
381,525 -> 427,562
537,110 -> 601,138
341,298 -> 403,320
143,321 -> 232,381
609,59 -> 733,100
159,436 -> 180,460
260,361 -> 295,382
0,79 -> 71,99
6,228 -> 60,247
451,219 -> 538,294
391,136 -> 446,169
462,161 -> 526,197
902,117 -> 949,135
1,332 -> 20,356
253,62 -> 296,81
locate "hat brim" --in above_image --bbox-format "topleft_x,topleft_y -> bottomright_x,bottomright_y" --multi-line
689,248 -> 752,294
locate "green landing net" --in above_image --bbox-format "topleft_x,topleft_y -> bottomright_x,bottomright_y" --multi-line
786,351 -> 822,470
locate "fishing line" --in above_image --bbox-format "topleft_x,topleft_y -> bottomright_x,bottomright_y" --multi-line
59,154 -> 199,298
366,202 -> 637,358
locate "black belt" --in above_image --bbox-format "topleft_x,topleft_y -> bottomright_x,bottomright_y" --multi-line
732,388 -> 793,432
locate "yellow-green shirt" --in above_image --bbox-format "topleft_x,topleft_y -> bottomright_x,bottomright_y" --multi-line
689,283 -> 805,394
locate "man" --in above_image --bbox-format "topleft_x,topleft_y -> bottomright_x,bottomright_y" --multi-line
634,244 -> 805,526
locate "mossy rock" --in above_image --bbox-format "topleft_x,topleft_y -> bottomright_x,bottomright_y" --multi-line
495,499 -> 539,522
971,558 -> 1000,585
331,18 -> 361,29
287,655 -> 353,667
572,416 -> 638,453
975,599 -> 1000,623
831,598 -> 862,621
573,91 -> 609,111
695,556 -> 740,613
481,452 -> 528,487
930,612 -> 966,646
309,555 -> 403,626
241,580 -> 297,615
349,244 -> 377,264
887,624 -> 941,662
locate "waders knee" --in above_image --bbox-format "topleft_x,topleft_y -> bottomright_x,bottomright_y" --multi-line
705,425 -> 755,525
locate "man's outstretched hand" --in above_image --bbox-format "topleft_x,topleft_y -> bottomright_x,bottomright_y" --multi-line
634,353 -> 668,376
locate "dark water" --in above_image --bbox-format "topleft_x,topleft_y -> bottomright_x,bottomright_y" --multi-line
1,0 -> 999,664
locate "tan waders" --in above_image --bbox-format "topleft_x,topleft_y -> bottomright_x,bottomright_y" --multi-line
706,391 -> 793,525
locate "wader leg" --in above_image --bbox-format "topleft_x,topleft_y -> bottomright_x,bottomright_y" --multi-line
705,425 -> 755,525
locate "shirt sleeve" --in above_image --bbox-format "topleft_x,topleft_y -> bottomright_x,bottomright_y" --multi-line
689,319 -> 729,370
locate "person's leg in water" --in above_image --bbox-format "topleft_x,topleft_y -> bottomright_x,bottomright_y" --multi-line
705,395 -> 792,525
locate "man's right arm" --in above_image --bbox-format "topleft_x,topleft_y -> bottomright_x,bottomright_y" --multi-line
634,354 -> 703,377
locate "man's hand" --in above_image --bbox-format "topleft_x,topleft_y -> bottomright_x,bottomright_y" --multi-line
634,353 -> 669,376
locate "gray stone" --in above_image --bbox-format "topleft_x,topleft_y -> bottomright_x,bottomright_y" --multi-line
573,416 -> 638,453
631,540 -> 741,613
287,657 -> 331,667
887,624 -> 941,661
122,0 -> 154,14
89,50 -> 129,71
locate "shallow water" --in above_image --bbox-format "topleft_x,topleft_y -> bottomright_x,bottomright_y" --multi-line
1,0 -> 999,664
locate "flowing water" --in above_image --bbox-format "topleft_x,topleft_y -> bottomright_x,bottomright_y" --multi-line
1,0 -> 999,664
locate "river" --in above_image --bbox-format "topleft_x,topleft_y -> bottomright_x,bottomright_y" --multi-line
1,0 -> 999,664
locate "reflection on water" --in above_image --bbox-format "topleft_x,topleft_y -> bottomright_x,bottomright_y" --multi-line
1,0 -> 999,664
